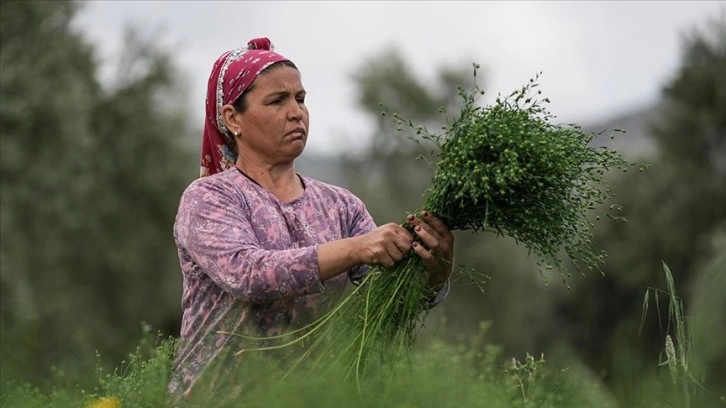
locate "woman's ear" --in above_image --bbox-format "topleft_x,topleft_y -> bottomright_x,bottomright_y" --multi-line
220,104 -> 241,136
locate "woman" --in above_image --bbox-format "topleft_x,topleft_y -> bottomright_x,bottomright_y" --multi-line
169,37 -> 454,398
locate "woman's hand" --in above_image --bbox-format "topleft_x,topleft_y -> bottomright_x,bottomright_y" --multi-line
407,211 -> 455,288
354,223 -> 414,268
318,223 -> 413,282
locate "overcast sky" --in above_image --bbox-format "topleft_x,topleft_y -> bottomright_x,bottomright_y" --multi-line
74,1 -> 723,156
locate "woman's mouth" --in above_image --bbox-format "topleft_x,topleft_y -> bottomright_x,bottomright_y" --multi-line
286,128 -> 306,139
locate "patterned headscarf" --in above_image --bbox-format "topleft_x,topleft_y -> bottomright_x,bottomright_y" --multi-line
200,38 -> 290,177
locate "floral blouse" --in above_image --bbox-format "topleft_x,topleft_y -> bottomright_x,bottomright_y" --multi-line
168,167 -> 448,398
170,167 -> 376,393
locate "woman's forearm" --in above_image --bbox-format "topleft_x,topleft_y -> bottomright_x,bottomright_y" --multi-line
316,237 -> 363,281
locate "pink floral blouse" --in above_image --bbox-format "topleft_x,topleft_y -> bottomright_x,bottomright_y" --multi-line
168,167 -> 449,398
169,168 -> 376,397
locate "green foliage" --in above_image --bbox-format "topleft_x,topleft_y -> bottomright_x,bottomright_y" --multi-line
688,228 -> 726,400
654,15 -> 726,169
345,46 -> 561,361
555,15 -> 726,395
227,257 -> 430,385
0,0 -> 195,388
410,71 -> 631,277
628,262 -> 726,408
641,264 -> 703,407
1,327 -> 618,408
95,331 -> 176,408
343,14 -> 725,408
8,317 -> 720,408
344,49 -> 476,220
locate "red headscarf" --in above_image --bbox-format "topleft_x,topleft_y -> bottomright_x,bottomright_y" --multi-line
200,38 -> 290,177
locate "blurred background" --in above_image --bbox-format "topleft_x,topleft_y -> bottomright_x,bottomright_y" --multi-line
1,0 -> 724,404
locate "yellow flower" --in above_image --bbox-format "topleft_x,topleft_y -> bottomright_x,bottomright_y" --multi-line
86,396 -> 122,408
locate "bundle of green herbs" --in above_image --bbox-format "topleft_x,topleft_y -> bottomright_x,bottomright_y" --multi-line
414,69 -> 631,276
236,67 -> 633,384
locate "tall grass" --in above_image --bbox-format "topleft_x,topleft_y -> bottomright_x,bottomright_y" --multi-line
3,262 -> 724,408
1,325 -> 617,408
639,262 -> 721,408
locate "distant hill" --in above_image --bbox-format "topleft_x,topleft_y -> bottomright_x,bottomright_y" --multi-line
585,104 -> 660,160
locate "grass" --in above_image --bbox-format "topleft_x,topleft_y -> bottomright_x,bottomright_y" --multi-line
0,324 -> 616,408
640,262 -> 719,408
3,264 -> 723,408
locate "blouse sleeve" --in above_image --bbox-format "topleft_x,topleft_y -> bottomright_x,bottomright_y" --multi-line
341,195 -> 377,285
174,179 -> 323,303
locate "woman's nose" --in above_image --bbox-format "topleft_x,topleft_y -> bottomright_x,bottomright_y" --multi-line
287,100 -> 304,120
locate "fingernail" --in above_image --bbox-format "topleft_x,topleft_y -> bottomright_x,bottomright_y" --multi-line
415,226 -> 421,232
412,242 -> 418,248
422,211 -> 429,218
406,214 -> 415,221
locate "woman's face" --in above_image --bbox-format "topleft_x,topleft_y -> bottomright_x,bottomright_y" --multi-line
234,65 -> 309,165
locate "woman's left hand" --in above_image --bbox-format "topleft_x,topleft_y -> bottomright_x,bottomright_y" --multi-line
407,211 -> 454,288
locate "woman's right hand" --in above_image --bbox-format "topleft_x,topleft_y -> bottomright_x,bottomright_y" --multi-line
317,223 -> 413,282
353,223 -> 414,268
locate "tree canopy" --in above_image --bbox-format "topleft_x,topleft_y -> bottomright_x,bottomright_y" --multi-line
1,0 -> 196,386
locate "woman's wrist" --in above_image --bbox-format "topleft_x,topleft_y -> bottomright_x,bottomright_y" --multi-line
317,237 -> 361,281
428,272 -> 449,290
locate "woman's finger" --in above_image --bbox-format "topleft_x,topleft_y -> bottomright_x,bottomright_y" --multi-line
386,240 -> 406,261
412,241 -> 436,267
413,223 -> 440,251
420,211 -> 451,237
421,211 -> 455,253
407,212 -> 441,241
